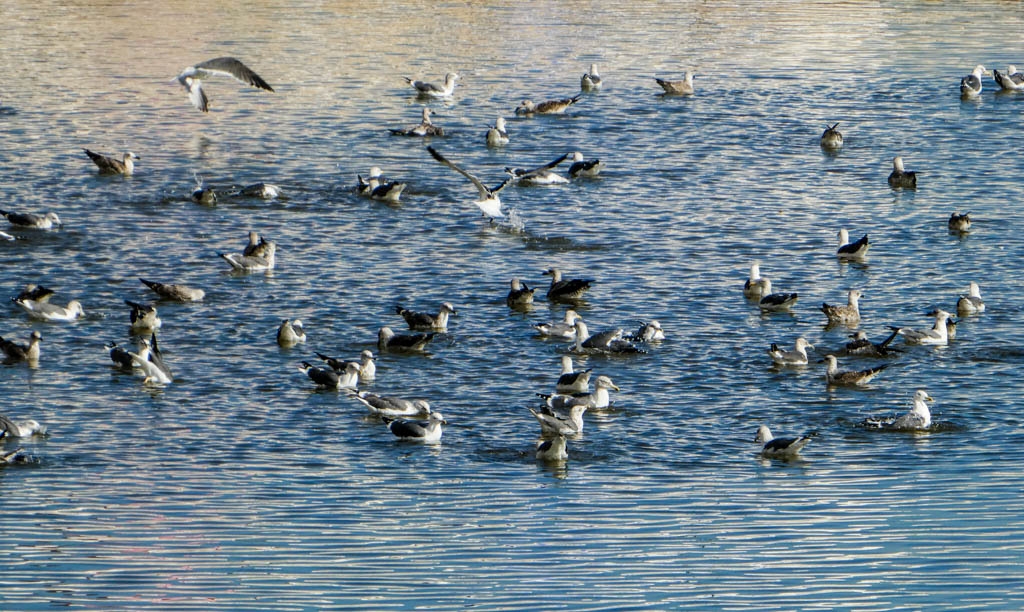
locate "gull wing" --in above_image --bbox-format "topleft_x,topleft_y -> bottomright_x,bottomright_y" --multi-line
428,146 -> 491,199
194,57 -> 274,91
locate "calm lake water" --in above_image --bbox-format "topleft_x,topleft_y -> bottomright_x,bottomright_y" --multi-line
3,1 -> 1024,609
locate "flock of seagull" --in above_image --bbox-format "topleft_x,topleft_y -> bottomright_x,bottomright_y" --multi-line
0,56 -> 1010,465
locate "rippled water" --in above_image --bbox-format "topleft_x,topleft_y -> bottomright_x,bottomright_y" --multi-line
3,1 -> 1024,609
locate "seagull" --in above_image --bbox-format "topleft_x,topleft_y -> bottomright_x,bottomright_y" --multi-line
534,309 -> 582,339
377,327 -> 434,353
821,289 -> 862,325
139,278 -> 205,302
1,448 -> 31,465
891,389 -> 935,430
84,149 -> 139,175
370,180 -> 407,204
890,309 -> 952,345
0,209 -> 61,229
654,73 -> 695,95
125,300 -> 162,332
959,64 -> 988,98
105,341 -> 134,369
536,435 -> 568,461
625,320 -> 665,343
356,167 -> 383,196
887,156 -> 917,189
14,297 -> 84,322
276,319 -> 306,346
395,302 -> 456,331
540,375 -> 619,410
567,151 -> 604,178
948,211 -> 971,233
347,390 -> 432,419
0,230 -> 13,241
580,64 -> 602,91
530,403 -> 588,437
382,411 -> 446,444
836,229 -> 870,261
573,320 -> 644,354
389,107 -> 444,137
1,331 -> 41,363
314,350 -> 376,383
820,123 -> 843,149
755,425 -> 811,459
994,65 -> 1024,91
743,263 -> 769,299
822,354 -> 888,386
405,72 -> 459,97
220,240 -> 276,271
485,117 -> 510,147
299,360 -> 359,390
506,153 -> 570,185
0,414 -> 46,437
128,336 -> 172,385
768,337 -> 814,366
544,268 -> 593,302
242,231 -> 274,258
13,284 -> 55,303
757,279 -> 798,312
515,94 -> 582,115
190,180 -> 217,205
427,146 -> 511,220
506,278 -> 535,308
238,183 -> 282,199
175,57 -> 274,113
957,282 -> 985,316
555,355 -> 592,394
841,329 -> 902,358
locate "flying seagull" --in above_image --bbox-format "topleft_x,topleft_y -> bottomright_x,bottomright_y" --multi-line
175,57 -> 274,113
427,146 -> 512,220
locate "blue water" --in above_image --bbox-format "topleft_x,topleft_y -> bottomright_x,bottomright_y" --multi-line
3,1 -> 1024,609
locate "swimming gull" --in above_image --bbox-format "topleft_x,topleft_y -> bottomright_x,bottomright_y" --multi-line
125,300 -> 162,332
0,209 -> 61,229
544,268 -> 593,302
567,151 -> 604,178
220,240 -> 276,271
390,107 -> 444,137
1,448 -> 31,465
314,349 -> 376,383
891,389 -> 935,430
994,65 -> 1024,91
820,123 -> 843,150
371,180 -> 407,203
300,360 -> 359,390
105,341 -> 135,369
956,281 -> 985,316
822,354 -> 887,386
768,337 -> 814,366
536,435 -> 568,461
0,331 -> 41,363
530,403 -> 588,437
890,309 -> 952,345
948,211 -> 971,233
573,320 -> 644,354
555,355 -> 592,394
238,183 -> 282,199
821,289 -> 862,325
190,180 -> 217,205
241,231 -> 274,258
580,64 -> 602,92
755,425 -> 811,459
128,336 -> 173,385
396,302 -> 456,331
506,278 -> 536,308
534,309 -> 582,339
139,278 -> 205,302
515,94 -> 582,116
757,279 -> 798,312
0,413 -> 47,438
625,320 -> 665,342
506,153 -> 570,186
841,329 -> 901,358
175,57 -> 274,113
13,284 -> 55,303
357,167 -> 384,196
276,319 -> 306,346
347,390 -> 432,419
887,156 -> 917,189
654,72 -> 695,95
405,72 -> 459,97
427,145 -> 511,220
959,64 -> 988,98
836,228 -> 870,261
540,374 -> 620,410
743,263 -> 769,299
382,411 -> 446,444
377,326 -> 434,353
84,149 -> 139,175
14,297 -> 84,322
486,117 -> 510,147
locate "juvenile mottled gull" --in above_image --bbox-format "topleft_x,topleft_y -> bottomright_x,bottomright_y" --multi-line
568,151 -> 604,178
836,229 -> 870,261
515,95 -> 581,115
0,209 -> 61,229
139,278 -> 205,302
820,123 -> 843,150
822,354 -> 887,386
390,107 -> 444,137
125,300 -> 161,331
536,435 -> 568,461
396,302 -> 456,331
534,309 -> 581,339
377,326 -> 434,353
382,411 -> 446,444
1,331 -> 41,362
276,319 -> 306,346
948,211 -> 971,233
957,282 -> 985,316
544,268 -> 593,302
655,72 -> 694,95
757,279 -> 798,312
506,153 -> 570,185
405,72 -> 459,97
0,413 -> 46,437
84,149 -> 139,175
887,156 -> 917,189
755,425 -> 811,459
768,337 -> 814,366
555,355 -> 592,394
486,117 -> 510,147
821,289 -> 862,325
580,64 -> 602,91
959,64 -> 988,98
890,309 -> 952,345
506,278 -> 535,308
176,57 -> 274,113
348,390 -> 432,419
428,146 -> 511,220
994,65 -> 1024,91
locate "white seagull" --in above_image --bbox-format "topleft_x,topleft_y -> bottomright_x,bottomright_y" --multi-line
348,391 -> 432,419
0,413 -> 47,437
486,117 -> 510,147
395,302 -> 457,331
506,278 -> 536,308
743,262 -> 769,299
534,309 -> 582,339
757,279 -> 798,312
567,151 -> 604,178
540,375 -> 620,410
220,240 -> 276,271
887,156 -> 917,189
405,72 -> 459,97
125,300 -> 162,332
427,145 -> 511,220
276,319 -> 306,346
768,337 -> 814,366
891,310 -> 952,346
175,57 -> 274,113
957,282 -> 985,316
382,412 -> 446,444
994,65 -> 1024,91
891,389 -> 935,430
555,355 -> 592,394
836,229 -> 870,261
580,64 -> 602,91
959,64 -> 988,98
755,425 -> 811,459
139,278 -> 205,302
506,153 -> 570,186
14,297 -> 84,322
530,403 -> 588,437
536,435 -> 569,461
0,209 -> 61,229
